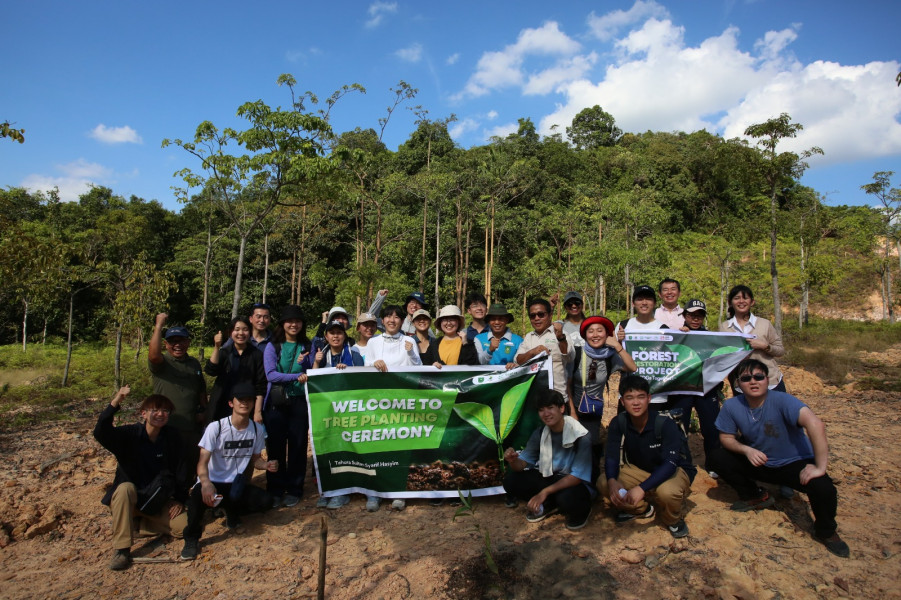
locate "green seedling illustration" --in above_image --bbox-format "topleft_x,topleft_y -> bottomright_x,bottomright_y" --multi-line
452,379 -> 530,470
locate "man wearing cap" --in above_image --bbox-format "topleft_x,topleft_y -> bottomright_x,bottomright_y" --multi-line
516,298 -> 574,401
93,385 -> 190,570
475,304 -> 523,368
181,382 -> 277,561
148,313 -> 207,470
670,299 -> 723,468
654,279 -> 684,330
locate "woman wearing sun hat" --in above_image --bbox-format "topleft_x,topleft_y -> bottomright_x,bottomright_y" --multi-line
433,305 -> 479,367
572,315 -> 637,481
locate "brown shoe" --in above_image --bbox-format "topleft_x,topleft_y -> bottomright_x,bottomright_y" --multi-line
109,548 -> 131,571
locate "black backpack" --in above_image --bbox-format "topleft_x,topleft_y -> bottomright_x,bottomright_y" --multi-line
616,411 -> 695,481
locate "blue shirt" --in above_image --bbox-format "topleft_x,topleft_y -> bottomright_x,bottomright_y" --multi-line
715,391 -> 814,467
519,426 -> 594,490
474,329 -> 523,365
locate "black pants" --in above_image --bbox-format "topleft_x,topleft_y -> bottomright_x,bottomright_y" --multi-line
669,390 -> 722,469
503,470 -> 591,524
183,480 -> 272,540
706,447 -> 838,537
264,396 -> 309,497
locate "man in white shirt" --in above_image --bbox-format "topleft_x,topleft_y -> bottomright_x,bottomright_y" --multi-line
516,297 -> 574,406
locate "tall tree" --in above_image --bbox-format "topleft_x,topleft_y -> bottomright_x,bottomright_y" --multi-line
862,171 -> 901,323
164,74 -> 358,317
745,113 -> 823,333
566,105 -> 622,150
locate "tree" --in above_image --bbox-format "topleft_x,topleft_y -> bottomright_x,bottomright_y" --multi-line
744,113 -> 823,333
163,74 -> 359,317
862,171 -> 901,323
1,120 -> 25,144
566,105 -> 622,150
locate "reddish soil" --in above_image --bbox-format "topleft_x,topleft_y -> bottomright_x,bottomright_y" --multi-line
1,361 -> 899,600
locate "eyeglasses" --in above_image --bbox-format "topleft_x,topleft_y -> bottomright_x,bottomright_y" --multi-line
738,373 -> 767,383
588,361 -> 598,380
147,408 -> 171,415
528,311 -> 548,319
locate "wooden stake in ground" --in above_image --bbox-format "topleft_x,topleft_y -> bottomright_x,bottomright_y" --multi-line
318,514 -> 328,600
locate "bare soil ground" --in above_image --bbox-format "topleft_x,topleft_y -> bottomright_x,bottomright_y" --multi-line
1,358 -> 900,599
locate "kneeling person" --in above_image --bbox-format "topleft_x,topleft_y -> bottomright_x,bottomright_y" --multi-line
503,388 -> 594,530
93,386 -> 190,570
600,374 -> 695,538
181,382 -> 277,560
707,359 -> 849,557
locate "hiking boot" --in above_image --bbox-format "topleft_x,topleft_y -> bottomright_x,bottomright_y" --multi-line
109,548 -> 131,571
282,494 -> 301,508
730,491 -> 775,512
565,510 -> 591,531
180,538 -> 199,561
526,505 -> 559,523
667,520 -> 689,538
817,533 -> 850,558
327,495 -> 350,509
365,496 -> 381,512
615,504 -> 655,523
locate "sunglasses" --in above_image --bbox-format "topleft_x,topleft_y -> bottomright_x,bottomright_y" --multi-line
528,311 -> 548,319
564,302 -> 582,308
738,373 -> 767,383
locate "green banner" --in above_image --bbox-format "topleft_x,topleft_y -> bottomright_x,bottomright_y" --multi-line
306,361 -> 550,499
623,330 -> 751,395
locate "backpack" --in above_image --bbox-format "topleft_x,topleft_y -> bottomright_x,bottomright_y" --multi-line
616,411 -> 695,481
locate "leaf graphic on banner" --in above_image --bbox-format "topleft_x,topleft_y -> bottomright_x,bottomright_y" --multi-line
453,403 -> 499,443
498,380 -> 530,442
711,344 -> 749,357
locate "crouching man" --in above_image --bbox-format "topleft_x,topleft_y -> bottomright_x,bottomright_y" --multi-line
502,388 -> 594,531
707,359 -> 850,558
181,382 -> 277,560
93,386 -> 189,570
599,375 -> 695,538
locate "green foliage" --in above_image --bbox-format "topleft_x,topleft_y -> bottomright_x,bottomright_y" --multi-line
0,120 -> 25,144
452,490 -> 499,575
566,105 -> 622,150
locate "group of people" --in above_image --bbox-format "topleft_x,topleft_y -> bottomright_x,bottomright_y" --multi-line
93,281 -> 849,571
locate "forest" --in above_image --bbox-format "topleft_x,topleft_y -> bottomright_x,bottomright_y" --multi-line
1,76 -> 898,367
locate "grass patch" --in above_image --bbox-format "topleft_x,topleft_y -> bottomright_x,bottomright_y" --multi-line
0,342 -> 215,431
782,318 -> 901,388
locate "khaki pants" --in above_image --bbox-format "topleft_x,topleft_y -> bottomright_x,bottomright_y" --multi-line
109,482 -> 187,550
597,464 -> 691,526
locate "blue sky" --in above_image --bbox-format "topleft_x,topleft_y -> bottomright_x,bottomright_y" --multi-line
2,0 -> 899,210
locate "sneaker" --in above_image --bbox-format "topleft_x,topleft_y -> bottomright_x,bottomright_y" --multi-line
365,496 -> 381,512
225,515 -> 242,530
390,499 -> 406,511
615,504 -> 655,523
707,470 -> 719,480
282,494 -> 301,508
429,498 -> 444,506
565,510 -> 591,531
504,494 -> 518,508
667,520 -> 690,538
526,506 -> 559,523
779,485 -> 796,499
109,548 -> 131,571
180,538 -> 199,561
730,491 -> 775,512
316,496 -> 328,508
327,494 -> 350,509
817,533 -> 850,558
272,495 -> 284,509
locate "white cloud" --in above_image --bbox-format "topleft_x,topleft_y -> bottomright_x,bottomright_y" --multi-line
89,124 -> 142,144
523,52 -> 598,95
485,122 -> 519,140
366,2 -> 397,28
535,15 -> 901,168
587,0 -> 669,42
21,159 -> 114,202
395,43 -> 423,63
456,21 -> 583,99
486,110 -> 498,120
446,52 -> 460,66
449,118 -> 479,139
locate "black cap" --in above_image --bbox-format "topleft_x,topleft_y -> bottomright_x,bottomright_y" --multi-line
632,285 -> 656,301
